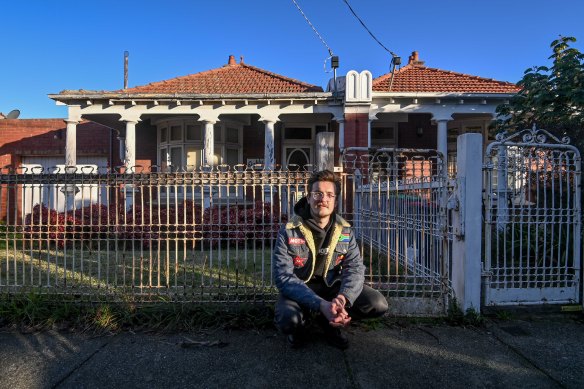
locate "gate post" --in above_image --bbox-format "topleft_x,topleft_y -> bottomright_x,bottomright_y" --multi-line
316,132 -> 335,171
451,133 -> 483,313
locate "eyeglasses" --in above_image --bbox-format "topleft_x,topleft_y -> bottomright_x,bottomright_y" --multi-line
310,191 -> 336,200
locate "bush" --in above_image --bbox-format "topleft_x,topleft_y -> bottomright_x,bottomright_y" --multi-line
23,204 -> 124,249
202,201 -> 287,248
120,200 -> 204,248
23,200 -> 286,249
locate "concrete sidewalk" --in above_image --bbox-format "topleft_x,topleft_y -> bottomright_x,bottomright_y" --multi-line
0,316 -> 582,389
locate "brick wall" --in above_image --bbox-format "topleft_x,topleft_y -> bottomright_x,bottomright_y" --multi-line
135,121 -> 157,170
397,113 -> 437,149
344,112 -> 369,148
0,119 -> 112,161
243,119 -> 264,165
0,119 -> 113,221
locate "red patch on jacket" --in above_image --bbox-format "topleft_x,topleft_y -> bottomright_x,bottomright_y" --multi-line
293,256 -> 307,267
335,255 -> 345,266
289,237 -> 306,245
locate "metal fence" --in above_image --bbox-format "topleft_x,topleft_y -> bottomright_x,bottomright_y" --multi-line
1,158 -> 454,314
1,166 -> 310,303
483,127 -> 582,306
341,148 -> 453,315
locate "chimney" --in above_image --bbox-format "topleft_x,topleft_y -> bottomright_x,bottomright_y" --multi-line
124,51 -> 129,89
240,55 -> 244,64
407,51 -> 425,66
228,55 -> 237,66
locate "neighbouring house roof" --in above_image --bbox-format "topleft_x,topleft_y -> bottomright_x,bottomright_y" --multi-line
55,55 -> 323,97
373,51 -> 520,94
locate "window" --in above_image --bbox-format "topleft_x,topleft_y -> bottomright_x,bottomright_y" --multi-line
226,127 -> 239,143
371,123 -> 396,147
214,124 -> 222,141
170,147 -> 182,172
186,124 -> 202,141
185,146 -> 199,164
160,147 -> 168,170
285,127 -> 312,140
225,148 -> 239,166
170,125 -> 182,141
158,119 -> 242,170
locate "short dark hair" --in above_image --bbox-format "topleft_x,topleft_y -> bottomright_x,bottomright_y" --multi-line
307,170 -> 341,196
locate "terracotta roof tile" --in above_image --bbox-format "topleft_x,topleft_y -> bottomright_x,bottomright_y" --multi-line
373,64 -> 520,94
117,58 -> 323,95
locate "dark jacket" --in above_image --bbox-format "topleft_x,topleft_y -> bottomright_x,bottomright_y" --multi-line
272,206 -> 365,312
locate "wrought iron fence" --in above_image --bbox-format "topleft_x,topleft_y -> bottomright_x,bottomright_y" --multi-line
0,166 -> 310,303
341,148 -> 453,314
1,160 -> 454,315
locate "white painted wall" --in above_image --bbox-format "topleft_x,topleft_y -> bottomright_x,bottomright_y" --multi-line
21,157 -> 108,213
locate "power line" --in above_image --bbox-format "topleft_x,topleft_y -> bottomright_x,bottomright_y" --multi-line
291,0 -> 334,56
342,0 -> 398,58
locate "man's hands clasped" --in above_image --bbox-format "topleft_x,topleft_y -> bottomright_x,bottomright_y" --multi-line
320,294 -> 351,327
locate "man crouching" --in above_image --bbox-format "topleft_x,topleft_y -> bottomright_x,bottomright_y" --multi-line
272,170 -> 388,349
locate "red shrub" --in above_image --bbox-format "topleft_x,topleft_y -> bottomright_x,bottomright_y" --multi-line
23,200 -> 286,249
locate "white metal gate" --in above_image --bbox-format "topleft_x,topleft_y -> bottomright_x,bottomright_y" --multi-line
483,127 -> 581,306
341,147 -> 453,315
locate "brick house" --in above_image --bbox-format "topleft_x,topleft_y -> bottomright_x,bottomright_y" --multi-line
1,52 -> 519,219
44,52 -> 519,173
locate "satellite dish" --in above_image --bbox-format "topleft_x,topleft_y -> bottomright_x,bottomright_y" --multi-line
6,109 -> 20,119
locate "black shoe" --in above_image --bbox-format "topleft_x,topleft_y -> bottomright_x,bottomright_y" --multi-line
323,326 -> 349,350
287,333 -> 304,349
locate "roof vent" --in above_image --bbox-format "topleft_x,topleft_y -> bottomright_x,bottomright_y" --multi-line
228,55 -> 237,66
408,51 -> 425,67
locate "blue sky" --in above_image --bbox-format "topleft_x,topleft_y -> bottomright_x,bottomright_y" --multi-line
2,0 -> 583,118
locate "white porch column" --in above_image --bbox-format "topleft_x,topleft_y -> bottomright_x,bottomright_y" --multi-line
202,120 -> 216,167
263,120 -> 276,170
367,115 -> 379,148
367,120 -> 372,148
65,119 -> 78,167
123,120 -> 138,173
436,119 -> 450,171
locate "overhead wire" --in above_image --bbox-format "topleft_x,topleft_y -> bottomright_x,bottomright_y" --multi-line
291,0 -> 334,57
341,0 -> 401,90
341,0 -> 398,59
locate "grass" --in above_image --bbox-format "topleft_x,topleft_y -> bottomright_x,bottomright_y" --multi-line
0,245 -> 274,292
445,298 -> 486,327
1,240 -> 448,300
0,293 -> 275,333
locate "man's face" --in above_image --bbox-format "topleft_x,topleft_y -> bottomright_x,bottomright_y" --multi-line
308,180 -> 337,221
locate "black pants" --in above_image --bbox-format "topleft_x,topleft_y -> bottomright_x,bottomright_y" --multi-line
274,280 -> 389,334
